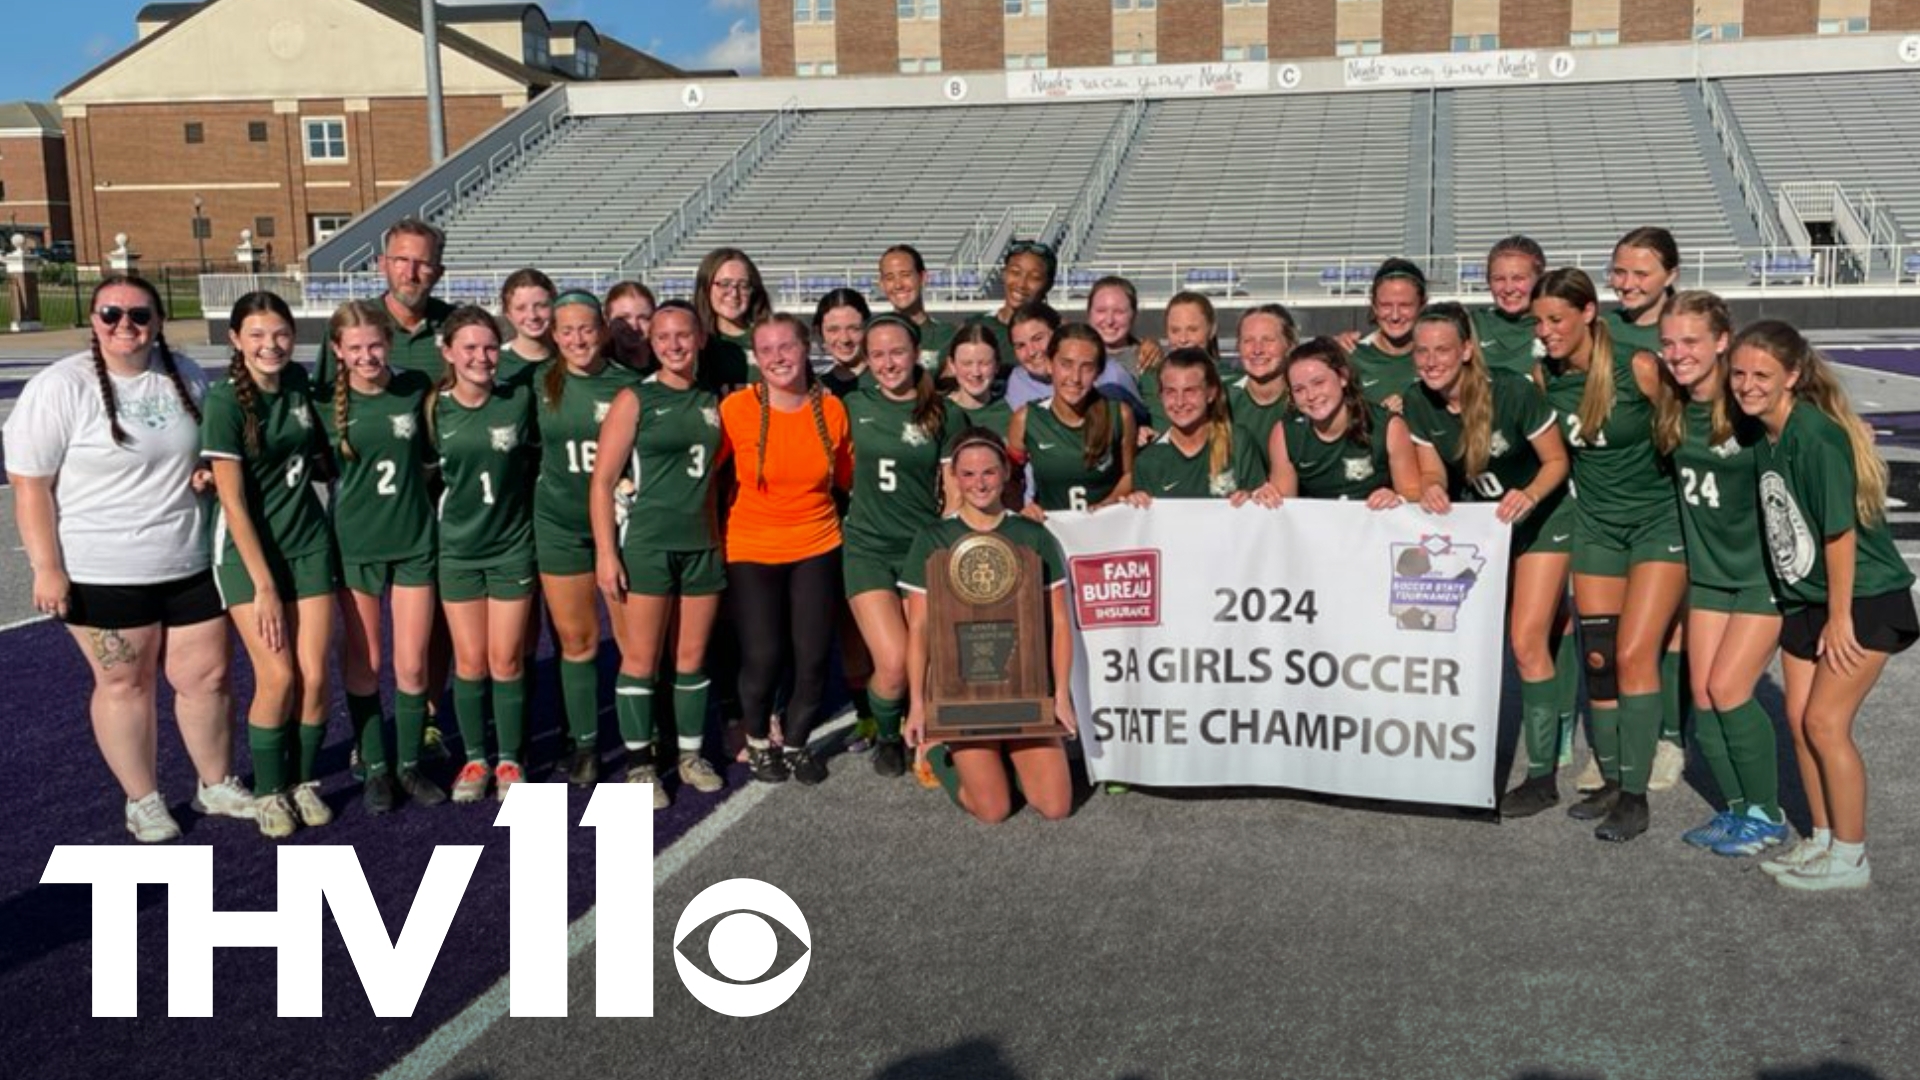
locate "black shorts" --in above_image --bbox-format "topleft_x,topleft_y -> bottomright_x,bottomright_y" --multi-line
1780,590 -> 1920,661
64,571 -> 226,631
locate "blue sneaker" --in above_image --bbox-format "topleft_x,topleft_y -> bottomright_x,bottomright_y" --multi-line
1711,812 -> 1791,858
1682,810 -> 1741,848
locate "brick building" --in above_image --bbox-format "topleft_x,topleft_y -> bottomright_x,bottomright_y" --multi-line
0,102 -> 71,249
56,0 -> 692,269
763,0 -> 1904,76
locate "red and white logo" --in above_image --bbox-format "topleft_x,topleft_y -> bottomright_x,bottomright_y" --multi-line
1069,549 -> 1161,629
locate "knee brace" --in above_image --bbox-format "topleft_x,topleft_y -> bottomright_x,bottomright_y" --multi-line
1579,614 -> 1621,702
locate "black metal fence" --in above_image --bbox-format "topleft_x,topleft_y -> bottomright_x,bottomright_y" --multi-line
1,262 -> 221,330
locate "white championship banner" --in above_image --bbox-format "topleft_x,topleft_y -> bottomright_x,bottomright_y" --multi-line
1046,501 -> 1512,809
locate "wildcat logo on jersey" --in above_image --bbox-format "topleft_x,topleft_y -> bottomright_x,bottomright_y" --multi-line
595,401 -> 613,423
489,425 -> 518,451
901,422 -> 928,448
391,413 -> 417,440
1489,431 -> 1511,458
1208,471 -> 1237,497
1710,437 -> 1740,459
293,406 -> 314,430
701,406 -> 720,429
1343,457 -> 1375,482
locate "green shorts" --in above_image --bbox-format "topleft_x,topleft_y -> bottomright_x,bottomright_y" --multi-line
1688,582 -> 1780,617
622,547 -> 726,597
844,546 -> 909,599
341,551 -> 436,596
1512,490 -> 1575,558
535,522 -> 596,578
441,552 -> 537,603
214,547 -> 340,608
1571,502 -> 1686,577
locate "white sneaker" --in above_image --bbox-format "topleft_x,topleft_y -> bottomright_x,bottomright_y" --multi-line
678,754 -> 724,794
1761,836 -> 1829,877
1647,740 -> 1686,792
125,791 -> 181,843
191,776 -> 257,820
255,793 -> 298,839
1574,751 -> 1605,793
291,781 -> 333,827
1776,851 -> 1871,892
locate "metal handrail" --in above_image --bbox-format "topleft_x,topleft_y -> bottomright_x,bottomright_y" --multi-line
617,99 -> 803,274
1058,96 -> 1149,266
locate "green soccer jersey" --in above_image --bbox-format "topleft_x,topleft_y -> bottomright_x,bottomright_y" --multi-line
319,369 -> 435,564
314,295 -> 455,385
1672,401 -> 1770,592
434,382 -> 536,565
201,364 -> 332,561
845,386 -> 966,554
1227,378 -> 1290,465
1133,429 -> 1266,499
954,394 -> 1014,438
1605,308 -> 1662,358
624,377 -> 726,553
533,362 -> 644,538
496,345 -> 553,391
1138,365 -> 1170,433
1281,403 -> 1398,501
915,317 -> 957,371
1472,306 -> 1541,378
1348,340 -> 1416,406
1024,397 -> 1127,511
1756,402 -> 1915,606
899,513 -> 1067,594
1402,372 -> 1559,502
1542,341 -> 1670,523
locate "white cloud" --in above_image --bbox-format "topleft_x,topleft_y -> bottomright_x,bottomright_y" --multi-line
693,19 -> 760,73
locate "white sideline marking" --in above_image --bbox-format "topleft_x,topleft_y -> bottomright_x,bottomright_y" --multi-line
0,614 -> 50,633
377,708 -> 856,1080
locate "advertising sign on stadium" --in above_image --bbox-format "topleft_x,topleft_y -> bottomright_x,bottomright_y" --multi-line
1344,49 -> 1546,87
1007,62 -> 1265,100
1047,501 -> 1511,808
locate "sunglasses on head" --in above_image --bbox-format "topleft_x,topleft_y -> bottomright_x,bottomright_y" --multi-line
97,306 -> 156,328
1006,240 -> 1054,259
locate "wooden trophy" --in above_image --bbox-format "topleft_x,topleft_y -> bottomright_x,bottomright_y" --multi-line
924,531 -> 1060,742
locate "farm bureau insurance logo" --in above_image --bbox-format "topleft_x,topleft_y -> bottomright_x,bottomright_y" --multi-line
1388,534 -> 1487,632
39,783 -> 810,1018
1069,549 -> 1161,629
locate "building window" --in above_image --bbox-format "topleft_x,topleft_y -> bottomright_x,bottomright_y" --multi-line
0,180 -> 7,201
1223,45 -> 1245,61
900,57 -> 918,73
795,0 -> 834,24
577,47 -> 599,78
1114,0 -> 1157,8
253,217 -> 276,239
797,61 -> 816,76
184,122 -> 204,144
1250,43 -> 1267,60
898,0 -> 940,17
1693,21 -> 1742,41
304,118 -> 347,163
1570,28 -> 1620,47
1223,0 -> 1265,6
1004,52 -> 1048,68
1336,39 -> 1382,56
899,56 -> 941,73
821,61 -> 838,75
311,214 -> 351,245
1005,0 -> 1045,15
1452,33 -> 1498,51
247,121 -> 269,143
524,24 -> 550,68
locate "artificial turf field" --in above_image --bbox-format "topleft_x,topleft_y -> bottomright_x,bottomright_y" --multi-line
2,341 -> 1918,1080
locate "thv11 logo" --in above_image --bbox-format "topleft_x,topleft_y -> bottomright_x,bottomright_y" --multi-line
39,783 -> 811,1019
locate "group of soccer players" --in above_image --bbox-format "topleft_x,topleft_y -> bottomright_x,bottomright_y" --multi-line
4,216 -> 1911,890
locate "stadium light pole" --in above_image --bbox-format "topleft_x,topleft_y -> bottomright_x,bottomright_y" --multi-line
422,0 -> 448,164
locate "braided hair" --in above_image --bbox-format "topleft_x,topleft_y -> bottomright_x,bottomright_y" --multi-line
327,300 -> 395,462
88,274 -> 199,445
225,291 -> 297,456
748,313 -> 835,487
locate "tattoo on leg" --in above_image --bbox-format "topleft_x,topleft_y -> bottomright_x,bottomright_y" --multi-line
87,629 -> 138,670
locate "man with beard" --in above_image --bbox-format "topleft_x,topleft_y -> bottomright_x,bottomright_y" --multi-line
315,219 -> 454,384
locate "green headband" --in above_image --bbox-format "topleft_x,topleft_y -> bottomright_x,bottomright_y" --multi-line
553,290 -> 601,312
865,312 -> 922,347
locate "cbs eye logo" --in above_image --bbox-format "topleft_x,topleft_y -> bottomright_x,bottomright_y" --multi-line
672,879 -> 812,1016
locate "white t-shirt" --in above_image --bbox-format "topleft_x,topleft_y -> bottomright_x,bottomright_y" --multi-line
2,350 -> 212,584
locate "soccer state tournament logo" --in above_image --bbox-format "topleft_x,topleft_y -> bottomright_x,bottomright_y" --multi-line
1759,471 -> 1816,583
1388,534 -> 1486,632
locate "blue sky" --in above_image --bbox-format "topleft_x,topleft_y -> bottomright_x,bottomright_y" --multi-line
0,0 -> 759,103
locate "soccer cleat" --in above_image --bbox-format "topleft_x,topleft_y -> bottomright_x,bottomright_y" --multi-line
871,738 -> 908,778
1761,836 -> 1830,877
493,761 -> 523,800
451,761 -> 491,803
678,753 -> 724,794
192,776 -> 257,821
1682,810 -> 1742,849
1573,752 -> 1606,793
627,759 -> 669,809
255,793 -> 298,839
125,791 -> 182,843
1776,851 -> 1871,892
1594,791 -> 1649,842
1567,781 -> 1621,821
1105,782 -> 1131,795
291,781 -> 333,827
1710,813 -> 1790,858
362,771 -> 399,816
565,745 -> 600,788
746,744 -> 789,784
397,767 -> 448,807
1647,739 -> 1686,792
1498,774 -> 1559,819
421,719 -> 450,761
785,747 -> 827,786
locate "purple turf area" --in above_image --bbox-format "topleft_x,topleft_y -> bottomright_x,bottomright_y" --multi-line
0,616 -> 762,1080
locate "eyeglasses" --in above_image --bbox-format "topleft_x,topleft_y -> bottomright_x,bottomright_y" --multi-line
712,279 -> 753,295
96,306 -> 156,328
